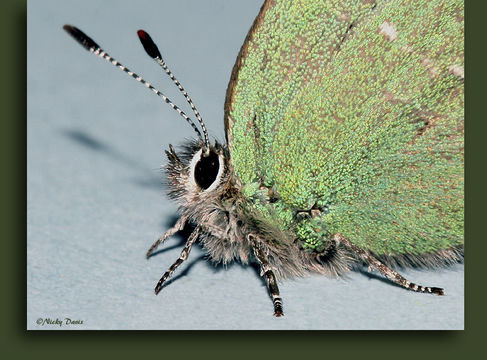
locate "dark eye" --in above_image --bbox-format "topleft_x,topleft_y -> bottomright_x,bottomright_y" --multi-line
194,150 -> 220,190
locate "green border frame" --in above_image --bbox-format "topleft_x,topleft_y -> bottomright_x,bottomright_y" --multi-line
3,0 -> 483,357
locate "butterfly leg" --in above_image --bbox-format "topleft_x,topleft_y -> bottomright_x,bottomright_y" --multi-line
146,215 -> 187,258
154,228 -> 198,294
334,233 -> 444,295
249,236 -> 284,317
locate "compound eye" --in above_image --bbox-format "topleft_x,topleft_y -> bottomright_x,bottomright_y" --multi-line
194,150 -> 221,190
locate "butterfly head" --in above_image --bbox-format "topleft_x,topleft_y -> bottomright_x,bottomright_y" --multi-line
165,140 -> 234,206
62,25 -> 238,217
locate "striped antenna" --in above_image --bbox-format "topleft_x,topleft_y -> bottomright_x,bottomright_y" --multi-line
63,25 -> 203,142
137,30 -> 210,153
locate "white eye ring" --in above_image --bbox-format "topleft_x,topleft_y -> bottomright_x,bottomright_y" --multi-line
188,148 -> 225,192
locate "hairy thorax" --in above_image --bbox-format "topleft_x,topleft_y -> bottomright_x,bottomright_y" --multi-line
166,142 -> 350,279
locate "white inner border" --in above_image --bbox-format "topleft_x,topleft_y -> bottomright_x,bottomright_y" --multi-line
189,149 -> 225,192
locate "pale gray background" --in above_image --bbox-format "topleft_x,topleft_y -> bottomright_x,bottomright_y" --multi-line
27,0 -> 464,330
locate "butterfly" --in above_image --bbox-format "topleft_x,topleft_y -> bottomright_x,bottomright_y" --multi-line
64,0 -> 464,317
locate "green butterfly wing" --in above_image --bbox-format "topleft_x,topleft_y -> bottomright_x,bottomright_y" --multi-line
224,0 -> 463,257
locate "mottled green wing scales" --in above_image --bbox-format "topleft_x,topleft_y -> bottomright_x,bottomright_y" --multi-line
226,0 -> 378,183
225,0 -> 463,256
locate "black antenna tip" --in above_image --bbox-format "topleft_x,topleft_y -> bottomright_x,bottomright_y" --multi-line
137,30 -> 162,59
63,24 -> 100,51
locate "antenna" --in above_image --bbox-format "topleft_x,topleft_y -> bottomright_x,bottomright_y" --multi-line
63,25 -> 204,142
137,30 -> 210,153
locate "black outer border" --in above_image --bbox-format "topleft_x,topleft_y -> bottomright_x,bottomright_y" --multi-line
2,0 -> 483,358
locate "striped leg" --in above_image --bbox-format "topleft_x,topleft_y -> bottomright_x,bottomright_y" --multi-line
154,229 -> 198,294
146,215 -> 187,258
263,267 -> 284,317
334,234 -> 444,295
250,237 -> 284,317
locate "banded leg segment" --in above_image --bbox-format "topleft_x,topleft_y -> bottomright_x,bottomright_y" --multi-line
250,237 -> 284,317
263,269 -> 284,317
146,215 -> 187,258
334,234 -> 444,295
154,229 -> 198,294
